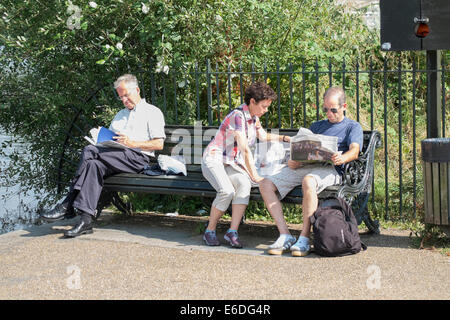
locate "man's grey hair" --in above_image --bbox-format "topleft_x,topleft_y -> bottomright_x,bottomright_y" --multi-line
323,86 -> 346,105
114,74 -> 139,89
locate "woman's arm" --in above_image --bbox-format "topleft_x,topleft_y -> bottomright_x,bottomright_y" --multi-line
264,132 -> 291,143
256,120 -> 291,143
233,131 -> 263,183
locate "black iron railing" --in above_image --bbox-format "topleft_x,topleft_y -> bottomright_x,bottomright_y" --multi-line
58,54 -> 449,222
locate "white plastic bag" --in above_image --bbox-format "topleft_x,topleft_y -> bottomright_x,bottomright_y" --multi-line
254,141 -> 289,177
157,155 -> 187,176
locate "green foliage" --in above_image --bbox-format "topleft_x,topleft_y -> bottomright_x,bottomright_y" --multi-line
0,0 -> 380,89
397,220 -> 449,255
123,192 -> 207,215
0,0 -> 378,202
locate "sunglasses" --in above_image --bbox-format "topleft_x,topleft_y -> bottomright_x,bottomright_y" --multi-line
322,105 -> 342,114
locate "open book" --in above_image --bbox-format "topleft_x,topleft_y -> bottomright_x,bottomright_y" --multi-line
84,126 -> 128,150
290,128 -> 339,163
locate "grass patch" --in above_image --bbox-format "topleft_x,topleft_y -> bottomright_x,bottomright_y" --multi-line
376,219 -> 449,255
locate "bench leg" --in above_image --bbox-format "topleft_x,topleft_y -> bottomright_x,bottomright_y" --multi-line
95,190 -> 133,217
110,191 -> 133,215
353,192 -> 380,234
363,211 -> 380,235
95,190 -> 114,219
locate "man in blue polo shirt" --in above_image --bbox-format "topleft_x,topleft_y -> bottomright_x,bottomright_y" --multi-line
259,87 -> 363,257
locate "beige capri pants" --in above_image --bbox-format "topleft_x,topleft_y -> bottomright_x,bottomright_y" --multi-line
201,157 -> 252,212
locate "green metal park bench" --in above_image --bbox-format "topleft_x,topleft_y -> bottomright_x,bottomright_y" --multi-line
98,125 -> 382,234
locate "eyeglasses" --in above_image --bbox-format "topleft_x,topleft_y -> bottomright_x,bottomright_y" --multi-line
117,93 -> 133,101
322,105 -> 342,114
116,87 -> 137,101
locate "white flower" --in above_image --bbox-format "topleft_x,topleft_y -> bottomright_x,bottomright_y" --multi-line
155,60 -> 163,72
155,60 -> 169,74
89,2 -> 98,8
116,42 -> 123,50
142,3 -> 149,14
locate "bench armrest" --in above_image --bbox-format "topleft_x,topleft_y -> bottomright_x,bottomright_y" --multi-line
338,131 -> 382,199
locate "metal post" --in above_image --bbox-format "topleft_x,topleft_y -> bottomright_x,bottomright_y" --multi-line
215,63 -> 221,124
276,61 -> 281,128
195,63 -> 200,121
289,62 -> 294,129
206,59 -> 212,125
173,71 -> 178,125
426,50 -> 442,138
239,62 -> 244,105
315,59 -> 319,121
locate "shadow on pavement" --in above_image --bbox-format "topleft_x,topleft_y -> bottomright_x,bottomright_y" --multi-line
19,211 -> 415,252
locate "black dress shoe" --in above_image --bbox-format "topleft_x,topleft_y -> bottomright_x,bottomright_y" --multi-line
41,202 -> 74,222
64,219 -> 93,238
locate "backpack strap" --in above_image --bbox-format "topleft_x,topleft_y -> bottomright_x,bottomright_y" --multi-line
331,197 -> 357,222
311,203 -> 343,223
328,205 -> 344,211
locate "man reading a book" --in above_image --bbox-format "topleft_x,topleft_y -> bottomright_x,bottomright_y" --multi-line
259,87 -> 363,256
40,74 -> 166,237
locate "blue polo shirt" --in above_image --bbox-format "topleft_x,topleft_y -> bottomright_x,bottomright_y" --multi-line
309,117 -> 363,175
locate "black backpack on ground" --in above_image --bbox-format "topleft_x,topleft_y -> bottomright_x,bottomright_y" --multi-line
310,197 -> 367,257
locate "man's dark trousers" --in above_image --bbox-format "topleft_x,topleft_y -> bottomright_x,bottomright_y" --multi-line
67,145 -> 150,216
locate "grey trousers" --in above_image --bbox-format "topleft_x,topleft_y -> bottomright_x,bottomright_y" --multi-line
68,145 -> 150,216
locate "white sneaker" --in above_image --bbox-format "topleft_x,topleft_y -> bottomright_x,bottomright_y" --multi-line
267,234 -> 296,255
290,236 -> 310,257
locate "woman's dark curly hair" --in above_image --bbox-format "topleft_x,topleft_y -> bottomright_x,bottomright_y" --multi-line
244,82 -> 277,105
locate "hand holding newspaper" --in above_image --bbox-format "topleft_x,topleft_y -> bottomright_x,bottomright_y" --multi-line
84,126 -> 129,150
290,127 -> 340,163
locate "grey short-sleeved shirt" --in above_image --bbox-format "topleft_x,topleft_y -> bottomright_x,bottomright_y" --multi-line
109,99 -> 166,157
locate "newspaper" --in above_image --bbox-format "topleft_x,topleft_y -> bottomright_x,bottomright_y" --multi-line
290,127 -> 338,163
84,126 -> 129,150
